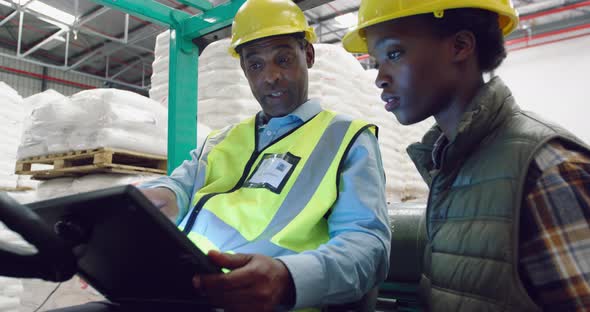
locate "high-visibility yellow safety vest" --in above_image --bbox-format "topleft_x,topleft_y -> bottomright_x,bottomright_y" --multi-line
179,110 -> 376,257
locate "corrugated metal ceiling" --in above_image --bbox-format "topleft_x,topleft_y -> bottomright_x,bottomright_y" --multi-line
0,0 -> 587,91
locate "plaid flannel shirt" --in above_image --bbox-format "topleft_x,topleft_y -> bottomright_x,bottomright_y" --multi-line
519,140 -> 590,311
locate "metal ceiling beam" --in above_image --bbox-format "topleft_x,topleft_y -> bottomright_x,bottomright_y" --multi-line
13,5 -> 155,57
318,26 -> 349,38
64,31 -> 70,66
109,58 -> 142,79
177,0 -> 213,11
309,6 -> 359,25
323,38 -> 340,44
16,11 -> 23,56
76,6 -> 110,26
90,0 -> 191,27
519,0 -> 590,20
508,10 -> 590,39
68,25 -> 160,70
294,0 -> 335,11
75,28 -> 154,54
0,10 -> 18,27
20,29 -> 66,58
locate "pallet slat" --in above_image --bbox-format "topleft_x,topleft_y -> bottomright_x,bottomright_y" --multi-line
0,186 -> 34,192
15,148 -> 167,180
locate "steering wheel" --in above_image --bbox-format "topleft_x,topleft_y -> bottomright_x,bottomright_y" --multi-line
0,192 -> 77,282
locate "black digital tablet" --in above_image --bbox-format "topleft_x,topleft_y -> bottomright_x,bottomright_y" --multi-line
27,185 -> 220,306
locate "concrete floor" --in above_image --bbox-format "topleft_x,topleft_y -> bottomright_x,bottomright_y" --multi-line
20,277 -> 104,312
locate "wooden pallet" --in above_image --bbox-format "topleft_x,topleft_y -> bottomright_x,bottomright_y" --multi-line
0,186 -> 34,192
15,148 -> 167,180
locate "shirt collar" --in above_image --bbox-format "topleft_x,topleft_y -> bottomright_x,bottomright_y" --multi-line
257,98 -> 322,126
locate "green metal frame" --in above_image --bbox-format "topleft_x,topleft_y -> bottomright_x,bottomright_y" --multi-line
91,0 -> 246,173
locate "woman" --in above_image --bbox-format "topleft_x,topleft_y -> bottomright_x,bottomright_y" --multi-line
343,1 -> 590,311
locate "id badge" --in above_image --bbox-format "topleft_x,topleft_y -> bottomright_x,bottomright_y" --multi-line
244,152 -> 300,194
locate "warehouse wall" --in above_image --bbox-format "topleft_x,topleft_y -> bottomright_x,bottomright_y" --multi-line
45,68 -> 105,96
0,49 -> 42,97
0,47 -> 103,97
497,35 -> 590,144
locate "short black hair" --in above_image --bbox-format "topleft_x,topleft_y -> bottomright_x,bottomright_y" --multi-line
236,32 -> 308,56
421,8 -> 507,72
291,32 -> 309,49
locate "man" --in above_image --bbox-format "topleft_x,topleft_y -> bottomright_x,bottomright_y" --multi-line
139,0 -> 389,311
343,1 -> 590,311
49,1 -> 390,311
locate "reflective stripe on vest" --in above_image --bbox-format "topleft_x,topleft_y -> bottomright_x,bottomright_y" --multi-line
180,110 -> 376,254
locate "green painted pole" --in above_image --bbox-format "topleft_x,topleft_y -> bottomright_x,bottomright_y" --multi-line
167,28 -> 198,174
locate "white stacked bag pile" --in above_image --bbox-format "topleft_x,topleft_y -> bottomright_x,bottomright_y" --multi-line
310,45 -> 433,202
8,88 -> 169,311
18,90 -> 71,160
0,82 -> 25,190
149,32 -> 229,142
149,30 -> 170,108
18,89 -> 168,159
150,34 -> 432,202
0,221 -> 32,312
196,39 -> 259,129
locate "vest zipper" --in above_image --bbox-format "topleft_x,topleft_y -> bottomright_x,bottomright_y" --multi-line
425,143 -> 452,240
425,175 -> 436,241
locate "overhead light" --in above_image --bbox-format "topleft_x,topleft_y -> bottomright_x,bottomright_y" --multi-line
0,0 -> 75,28
26,1 -> 75,26
335,12 -> 357,30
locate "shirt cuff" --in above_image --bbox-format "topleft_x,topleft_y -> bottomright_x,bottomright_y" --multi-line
137,181 -> 188,224
275,253 -> 326,309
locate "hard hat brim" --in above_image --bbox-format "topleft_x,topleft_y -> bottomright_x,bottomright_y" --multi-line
342,26 -> 368,54
343,4 -> 519,54
229,26 -> 317,58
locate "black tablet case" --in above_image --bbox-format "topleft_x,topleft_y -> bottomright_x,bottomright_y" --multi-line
27,185 -> 219,306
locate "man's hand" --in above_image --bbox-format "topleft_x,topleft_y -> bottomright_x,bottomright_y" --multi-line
193,250 -> 295,312
140,188 -> 178,221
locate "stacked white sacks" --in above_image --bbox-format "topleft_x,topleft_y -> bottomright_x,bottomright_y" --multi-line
0,82 -> 25,189
149,30 -> 170,108
18,89 -> 168,158
149,30 -> 213,144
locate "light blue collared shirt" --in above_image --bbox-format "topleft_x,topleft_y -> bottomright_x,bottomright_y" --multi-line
141,99 -> 391,308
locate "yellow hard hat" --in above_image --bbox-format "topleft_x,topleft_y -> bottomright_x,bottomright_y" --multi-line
229,0 -> 317,58
342,0 -> 519,53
